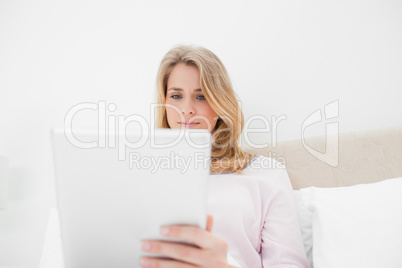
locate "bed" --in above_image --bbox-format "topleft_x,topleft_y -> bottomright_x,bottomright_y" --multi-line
39,126 -> 402,268
243,125 -> 402,268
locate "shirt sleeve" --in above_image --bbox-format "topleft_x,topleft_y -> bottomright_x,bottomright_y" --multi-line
260,168 -> 311,268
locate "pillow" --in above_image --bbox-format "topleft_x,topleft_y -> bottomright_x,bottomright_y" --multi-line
300,177 -> 402,268
293,190 -> 313,267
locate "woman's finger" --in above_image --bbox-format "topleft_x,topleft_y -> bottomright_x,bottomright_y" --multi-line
160,225 -> 220,249
140,256 -> 197,268
141,240 -> 205,266
206,214 -> 214,232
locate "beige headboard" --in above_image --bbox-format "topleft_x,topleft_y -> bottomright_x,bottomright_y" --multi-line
243,126 -> 402,190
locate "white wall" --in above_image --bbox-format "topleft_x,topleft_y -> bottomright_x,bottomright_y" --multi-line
0,0 -> 401,266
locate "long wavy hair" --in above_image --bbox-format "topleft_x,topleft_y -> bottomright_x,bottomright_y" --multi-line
154,44 -> 255,174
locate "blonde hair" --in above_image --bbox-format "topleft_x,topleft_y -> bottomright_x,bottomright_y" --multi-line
154,44 -> 255,174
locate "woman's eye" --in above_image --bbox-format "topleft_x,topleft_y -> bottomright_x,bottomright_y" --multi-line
197,95 -> 206,100
170,95 -> 181,100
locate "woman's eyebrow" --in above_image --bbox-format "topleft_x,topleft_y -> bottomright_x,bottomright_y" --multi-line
167,87 -> 202,92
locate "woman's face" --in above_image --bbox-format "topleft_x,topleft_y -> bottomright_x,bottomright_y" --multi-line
165,63 -> 219,133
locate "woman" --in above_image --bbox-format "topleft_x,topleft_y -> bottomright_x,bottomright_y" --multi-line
139,45 -> 310,268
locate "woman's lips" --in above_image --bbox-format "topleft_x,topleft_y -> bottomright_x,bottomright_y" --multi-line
180,122 -> 199,127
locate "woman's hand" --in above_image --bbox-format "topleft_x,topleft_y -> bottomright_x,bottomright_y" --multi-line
139,214 -> 231,268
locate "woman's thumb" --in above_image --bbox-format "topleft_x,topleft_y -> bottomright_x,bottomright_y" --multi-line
206,214 -> 214,232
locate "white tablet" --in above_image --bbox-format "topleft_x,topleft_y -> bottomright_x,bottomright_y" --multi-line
51,127 -> 211,268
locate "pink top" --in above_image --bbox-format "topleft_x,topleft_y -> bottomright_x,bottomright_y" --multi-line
207,154 -> 310,268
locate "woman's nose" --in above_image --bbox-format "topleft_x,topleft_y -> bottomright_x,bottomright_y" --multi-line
180,100 -> 196,115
